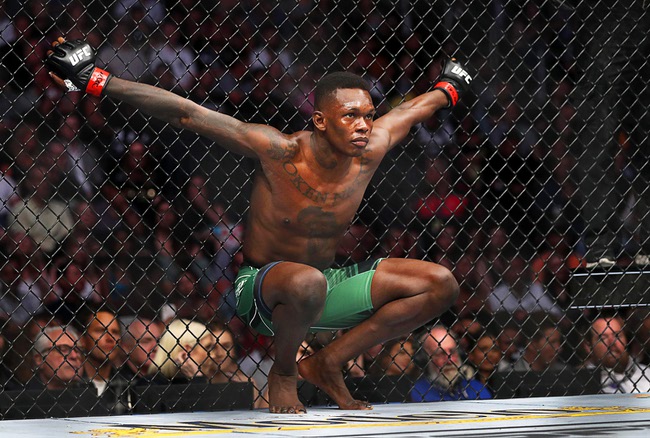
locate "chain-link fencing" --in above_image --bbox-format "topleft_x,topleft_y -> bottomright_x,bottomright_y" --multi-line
1,0 -> 650,419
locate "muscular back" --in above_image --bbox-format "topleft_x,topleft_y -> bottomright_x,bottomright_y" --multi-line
243,131 -> 382,270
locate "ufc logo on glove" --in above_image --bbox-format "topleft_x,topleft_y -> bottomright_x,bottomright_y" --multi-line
68,46 -> 92,66
451,66 -> 472,85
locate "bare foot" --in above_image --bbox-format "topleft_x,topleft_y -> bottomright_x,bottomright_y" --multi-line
267,371 -> 307,414
298,352 -> 372,410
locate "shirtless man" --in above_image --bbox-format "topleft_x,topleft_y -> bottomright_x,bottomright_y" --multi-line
45,37 -> 471,413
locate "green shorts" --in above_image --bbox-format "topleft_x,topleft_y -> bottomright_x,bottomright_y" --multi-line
234,259 -> 384,336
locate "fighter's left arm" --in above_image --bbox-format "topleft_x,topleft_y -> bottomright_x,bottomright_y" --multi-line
373,58 -> 472,152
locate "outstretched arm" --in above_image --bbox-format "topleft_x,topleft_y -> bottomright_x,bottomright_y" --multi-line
373,58 -> 472,151
45,38 -> 290,158
104,77 -> 279,158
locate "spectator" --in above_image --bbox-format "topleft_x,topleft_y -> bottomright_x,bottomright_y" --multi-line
0,162 -> 19,229
569,1 -> 650,265
512,317 -> 565,372
175,174 -> 226,243
496,319 -> 523,371
583,314 -> 650,394
478,224 -> 510,286
411,325 -> 491,402
47,114 -> 101,200
238,334 -> 275,398
116,315 -> 164,385
150,319 -> 213,382
0,242 -> 49,328
191,238 -> 235,321
487,248 -> 563,321
78,308 -> 123,397
374,226 -> 421,259
30,325 -> 85,390
412,111 -> 456,158
97,19 -> 154,84
335,223 -> 376,266
370,337 -> 419,379
151,198 -> 183,297
206,322 -> 248,384
45,261 -> 102,325
451,312 -> 492,358
149,20 -> 199,92
460,330 -> 501,398
103,136 -> 162,238
530,230 -> 583,309
8,165 -> 75,255
412,156 -> 473,248
165,270 -> 207,320
481,131 -> 546,249
111,0 -> 166,29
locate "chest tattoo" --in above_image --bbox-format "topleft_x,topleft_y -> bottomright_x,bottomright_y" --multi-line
280,152 -> 372,206
283,161 -> 329,203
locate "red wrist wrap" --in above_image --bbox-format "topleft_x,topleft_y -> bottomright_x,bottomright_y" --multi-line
86,67 -> 111,96
434,81 -> 459,107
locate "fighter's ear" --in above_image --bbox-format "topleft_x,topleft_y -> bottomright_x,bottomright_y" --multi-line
312,111 -> 326,132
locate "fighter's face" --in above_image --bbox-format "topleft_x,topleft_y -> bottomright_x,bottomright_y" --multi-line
317,88 -> 375,157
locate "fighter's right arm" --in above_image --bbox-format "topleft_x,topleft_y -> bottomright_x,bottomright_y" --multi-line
104,77 -> 273,158
45,38 -> 288,159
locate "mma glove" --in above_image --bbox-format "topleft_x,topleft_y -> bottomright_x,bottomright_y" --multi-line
44,39 -> 111,96
433,58 -> 472,108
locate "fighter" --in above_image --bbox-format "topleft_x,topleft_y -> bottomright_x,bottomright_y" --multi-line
45,37 -> 471,413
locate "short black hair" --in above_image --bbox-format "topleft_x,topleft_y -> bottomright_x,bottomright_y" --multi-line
314,72 -> 372,110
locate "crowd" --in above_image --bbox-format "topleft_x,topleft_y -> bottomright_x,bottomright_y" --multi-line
1,0 -> 650,414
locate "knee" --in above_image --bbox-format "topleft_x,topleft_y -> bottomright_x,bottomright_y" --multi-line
424,265 -> 459,308
285,267 -> 328,315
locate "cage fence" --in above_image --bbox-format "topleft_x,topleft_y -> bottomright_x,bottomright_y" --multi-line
0,0 -> 650,419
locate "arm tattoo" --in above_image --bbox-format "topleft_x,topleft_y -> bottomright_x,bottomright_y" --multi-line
266,136 -> 297,161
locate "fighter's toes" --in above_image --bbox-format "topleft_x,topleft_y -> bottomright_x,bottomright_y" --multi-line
340,400 -> 373,410
270,404 -> 307,414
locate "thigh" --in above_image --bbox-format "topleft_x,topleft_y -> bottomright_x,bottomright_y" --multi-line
310,260 -> 379,331
370,258 -> 449,308
234,261 -> 325,336
259,261 -> 326,309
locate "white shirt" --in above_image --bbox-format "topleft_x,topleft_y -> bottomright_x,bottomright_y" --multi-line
594,361 -> 650,394
488,281 -> 563,318
8,198 -> 75,252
